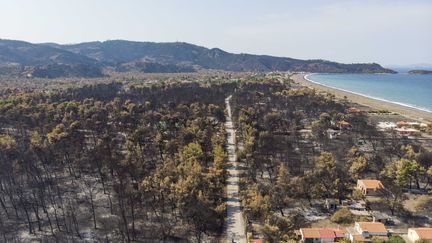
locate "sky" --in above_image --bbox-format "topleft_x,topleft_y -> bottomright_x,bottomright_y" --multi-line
0,0 -> 431,66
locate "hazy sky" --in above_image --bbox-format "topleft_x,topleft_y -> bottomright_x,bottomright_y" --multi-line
1,0 -> 431,66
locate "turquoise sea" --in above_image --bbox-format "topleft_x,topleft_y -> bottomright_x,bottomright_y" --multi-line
306,73 -> 432,112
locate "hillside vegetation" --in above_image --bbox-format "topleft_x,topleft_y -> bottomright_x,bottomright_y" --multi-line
0,39 -> 395,78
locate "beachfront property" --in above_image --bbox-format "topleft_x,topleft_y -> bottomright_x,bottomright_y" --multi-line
397,121 -> 410,127
397,121 -> 423,128
357,179 -> 385,196
297,228 -> 346,242
395,127 -> 421,137
349,222 -> 388,242
407,228 -> 432,242
377,120 -> 424,137
385,120 -> 423,137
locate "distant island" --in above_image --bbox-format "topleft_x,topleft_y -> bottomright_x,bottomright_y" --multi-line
408,69 -> 432,74
0,39 -> 396,78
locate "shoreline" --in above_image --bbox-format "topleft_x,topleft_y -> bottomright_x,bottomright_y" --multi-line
304,74 -> 432,113
291,73 -> 432,122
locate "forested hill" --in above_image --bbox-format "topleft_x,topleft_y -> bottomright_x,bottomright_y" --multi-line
0,39 -> 395,77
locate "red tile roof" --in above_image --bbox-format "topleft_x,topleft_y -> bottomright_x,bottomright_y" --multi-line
300,228 -> 346,239
334,229 -> 345,238
356,222 -> 387,233
319,229 -> 336,238
301,228 -> 320,238
412,228 -> 432,240
358,179 -> 384,190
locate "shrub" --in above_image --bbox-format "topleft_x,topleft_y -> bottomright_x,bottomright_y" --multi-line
330,207 -> 354,224
351,188 -> 365,201
387,236 -> 405,243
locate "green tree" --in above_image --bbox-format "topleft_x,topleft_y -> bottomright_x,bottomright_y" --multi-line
272,163 -> 291,216
349,156 -> 368,179
312,152 -> 350,202
383,158 -> 424,189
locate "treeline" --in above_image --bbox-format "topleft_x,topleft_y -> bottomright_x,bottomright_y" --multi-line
0,81 -> 235,242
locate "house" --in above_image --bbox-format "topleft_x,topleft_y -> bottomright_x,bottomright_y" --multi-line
355,222 -> 388,236
298,228 -> 346,242
397,120 -> 410,127
407,122 -> 421,127
357,180 -> 384,196
395,127 -> 420,137
407,228 -> 432,242
349,222 -> 388,242
347,107 -> 361,113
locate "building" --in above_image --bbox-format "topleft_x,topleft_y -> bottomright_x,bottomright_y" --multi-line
396,120 -> 410,127
407,122 -> 421,127
298,228 -> 346,242
407,228 -> 432,242
395,127 -> 420,137
349,222 -> 388,242
357,179 -> 384,196
347,107 -> 361,113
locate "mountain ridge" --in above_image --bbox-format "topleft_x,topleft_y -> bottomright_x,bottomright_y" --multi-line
0,39 -> 396,78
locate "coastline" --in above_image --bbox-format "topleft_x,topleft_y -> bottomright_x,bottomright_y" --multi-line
291,73 -> 432,122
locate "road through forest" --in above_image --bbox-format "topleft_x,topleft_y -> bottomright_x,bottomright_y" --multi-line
224,96 -> 246,243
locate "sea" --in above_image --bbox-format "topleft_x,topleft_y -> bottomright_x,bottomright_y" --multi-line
305,73 -> 432,113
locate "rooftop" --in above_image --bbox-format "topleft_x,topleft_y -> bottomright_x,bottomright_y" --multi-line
411,228 -> 432,240
395,127 -> 420,132
356,222 -> 387,233
300,228 -> 346,239
358,179 -> 384,190
347,107 -> 361,113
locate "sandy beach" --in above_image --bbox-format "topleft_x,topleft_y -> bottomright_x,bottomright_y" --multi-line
291,73 -> 432,122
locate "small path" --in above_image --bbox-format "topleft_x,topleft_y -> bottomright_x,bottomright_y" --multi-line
224,95 -> 246,243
